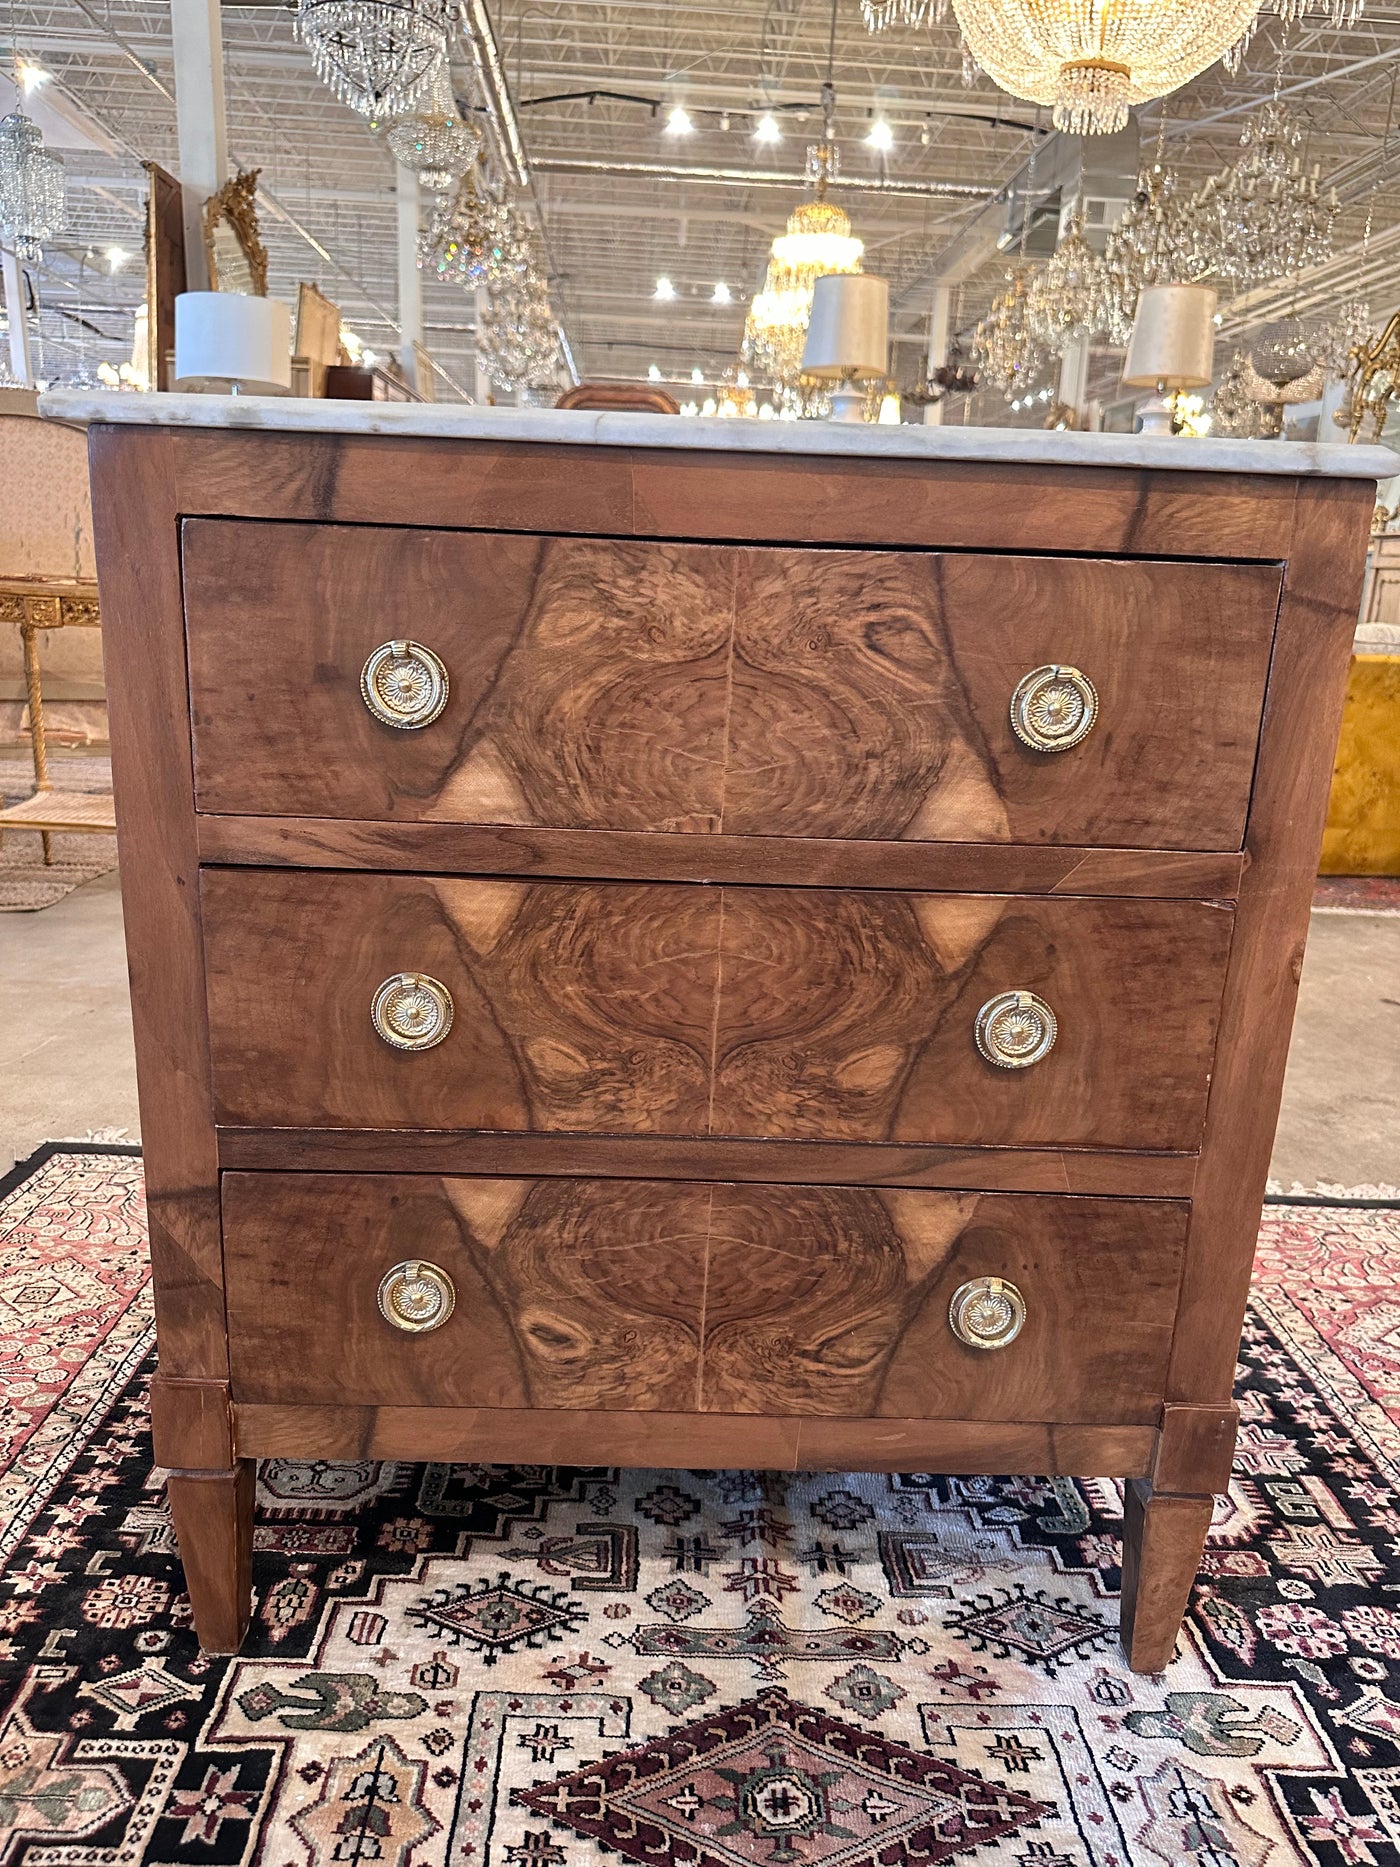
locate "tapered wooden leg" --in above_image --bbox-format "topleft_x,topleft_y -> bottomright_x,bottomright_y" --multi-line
166,1461 -> 255,1654
1120,1479 -> 1214,1673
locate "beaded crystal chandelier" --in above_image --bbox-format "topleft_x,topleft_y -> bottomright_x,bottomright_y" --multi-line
0,111 -> 65,262
1027,216 -> 1129,352
477,212 -> 560,395
418,172 -> 506,284
297,0 -> 451,117
951,0 -> 1265,133
859,0 -> 948,25
1189,102 -> 1339,287
742,143 -> 863,391
972,270 -> 1045,396
386,65 -> 481,192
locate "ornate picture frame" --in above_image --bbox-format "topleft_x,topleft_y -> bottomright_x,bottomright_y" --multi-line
203,169 -> 269,296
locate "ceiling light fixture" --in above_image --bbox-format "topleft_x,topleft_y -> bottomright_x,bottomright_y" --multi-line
711,282 -> 732,305
647,363 -> 662,381
665,104 -> 694,136
296,0 -> 452,118
654,276 -> 676,301
18,62 -> 51,96
866,119 -> 894,152
105,245 -> 130,272
691,366 -> 704,383
754,111 -> 782,144
0,109 -> 66,261
952,0 -> 1264,132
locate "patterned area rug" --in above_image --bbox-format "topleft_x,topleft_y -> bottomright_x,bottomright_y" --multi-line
6,1146 -> 1400,1866
0,757 -> 116,912
1313,876 -> 1400,915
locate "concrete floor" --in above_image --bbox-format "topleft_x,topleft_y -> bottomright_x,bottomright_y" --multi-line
0,874 -> 1396,1188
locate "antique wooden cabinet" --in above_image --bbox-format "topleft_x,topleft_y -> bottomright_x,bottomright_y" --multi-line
60,393 -> 1392,1670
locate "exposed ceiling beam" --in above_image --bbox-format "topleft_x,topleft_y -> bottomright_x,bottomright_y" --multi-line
531,157 -> 989,198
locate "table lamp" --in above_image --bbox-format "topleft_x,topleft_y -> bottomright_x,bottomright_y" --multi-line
802,273 -> 890,422
174,292 -> 292,395
1122,284 -> 1217,436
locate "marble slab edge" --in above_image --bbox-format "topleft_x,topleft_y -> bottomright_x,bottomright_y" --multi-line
38,389 -> 1400,481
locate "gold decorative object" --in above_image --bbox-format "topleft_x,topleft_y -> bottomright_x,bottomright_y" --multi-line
370,972 -> 454,1050
952,0 -> 1263,133
203,169 -> 269,295
742,142 -> 863,393
360,639 -> 450,728
948,1277 -> 1027,1350
1345,311 -> 1400,444
377,1260 -> 456,1332
1009,664 -> 1098,751
975,990 -> 1058,1069
971,268 -> 1045,398
0,579 -> 114,867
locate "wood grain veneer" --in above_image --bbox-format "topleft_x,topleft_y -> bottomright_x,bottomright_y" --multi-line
85,418 -> 1379,1668
202,869 -> 1233,1150
184,521 -> 1279,851
222,1171 -> 1188,1424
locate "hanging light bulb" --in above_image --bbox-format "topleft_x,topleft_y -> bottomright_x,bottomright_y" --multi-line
753,111 -> 782,144
0,110 -> 66,261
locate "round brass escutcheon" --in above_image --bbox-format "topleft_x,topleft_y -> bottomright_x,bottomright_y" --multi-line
371,972 -> 454,1051
378,1259 -> 456,1333
1009,663 -> 1098,752
975,989 -> 1057,1069
361,639 -> 450,729
948,1276 -> 1027,1351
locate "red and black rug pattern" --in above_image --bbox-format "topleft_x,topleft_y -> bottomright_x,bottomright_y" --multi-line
6,1145 -> 1400,1865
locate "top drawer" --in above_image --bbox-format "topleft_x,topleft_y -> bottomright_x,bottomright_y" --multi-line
183,520 -> 1281,851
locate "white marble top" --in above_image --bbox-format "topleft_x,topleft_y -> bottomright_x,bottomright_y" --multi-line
39,388 -> 1399,480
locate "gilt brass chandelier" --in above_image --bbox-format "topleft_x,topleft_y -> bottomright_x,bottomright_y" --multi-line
951,0 -> 1265,133
743,142 -> 863,391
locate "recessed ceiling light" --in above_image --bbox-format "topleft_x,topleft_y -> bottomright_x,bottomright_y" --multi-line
867,119 -> 894,153
711,282 -> 732,305
665,105 -> 694,136
754,112 -> 781,145
654,276 -> 676,302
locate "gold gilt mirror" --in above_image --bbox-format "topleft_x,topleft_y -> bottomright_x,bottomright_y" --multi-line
203,169 -> 269,295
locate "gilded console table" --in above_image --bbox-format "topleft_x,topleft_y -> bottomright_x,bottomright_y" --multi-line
0,576 -> 115,862
48,389 -> 1393,1672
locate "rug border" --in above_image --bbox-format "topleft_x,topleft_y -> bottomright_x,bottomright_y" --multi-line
0,1137 -> 144,1204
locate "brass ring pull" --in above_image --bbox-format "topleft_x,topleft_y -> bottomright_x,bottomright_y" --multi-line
975,990 -> 1057,1069
949,1276 -> 1026,1350
1010,663 -> 1098,752
361,639 -> 450,729
378,1260 -> 456,1333
371,972 -> 454,1051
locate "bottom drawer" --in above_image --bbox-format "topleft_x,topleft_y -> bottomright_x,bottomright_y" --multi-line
222,1172 -> 1186,1425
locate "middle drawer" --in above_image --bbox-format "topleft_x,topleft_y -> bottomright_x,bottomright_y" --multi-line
203,869 -> 1231,1151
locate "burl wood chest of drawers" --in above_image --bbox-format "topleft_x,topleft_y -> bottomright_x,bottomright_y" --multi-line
72,396 -> 1391,1672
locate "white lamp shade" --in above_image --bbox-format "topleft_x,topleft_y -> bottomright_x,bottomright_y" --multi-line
802,273 -> 889,380
174,292 -> 292,393
1122,284 -> 1217,392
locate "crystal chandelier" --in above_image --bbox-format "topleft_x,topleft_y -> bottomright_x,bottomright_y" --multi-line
1267,0 -> 1363,30
0,111 -> 66,262
418,173 -> 505,284
951,0 -> 1265,133
386,64 -> 481,192
972,269 -> 1045,396
1027,215 -> 1128,352
741,143 -> 863,391
478,214 -> 559,395
860,0 -> 948,26
297,0 -> 451,117
1189,102 -> 1339,287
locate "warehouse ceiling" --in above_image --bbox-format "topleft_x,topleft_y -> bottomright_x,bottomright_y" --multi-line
5,0 -> 1400,410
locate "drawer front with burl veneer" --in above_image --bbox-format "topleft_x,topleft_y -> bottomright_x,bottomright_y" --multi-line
221,1171 -> 1188,1423
183,520 -> 1281,851
203,869 -> 1233,1151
